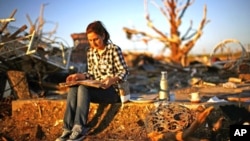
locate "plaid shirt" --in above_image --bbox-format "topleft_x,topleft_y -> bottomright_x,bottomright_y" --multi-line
85,43 -> 129,82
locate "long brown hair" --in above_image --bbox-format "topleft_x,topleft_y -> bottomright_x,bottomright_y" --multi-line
86,21 -> 110,44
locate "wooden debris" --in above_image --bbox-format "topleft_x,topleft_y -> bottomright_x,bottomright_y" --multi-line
228,77 -> 242,83
227,97 -> 250,102
7,70 -> 31,99
212,116 -> 225,132
199,87 -> 242,95
0,9 -> 17,34
239,74 -> 250,81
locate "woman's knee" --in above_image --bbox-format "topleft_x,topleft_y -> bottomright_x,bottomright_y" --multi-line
78,85 -> 88,91
78,85 -> 89,96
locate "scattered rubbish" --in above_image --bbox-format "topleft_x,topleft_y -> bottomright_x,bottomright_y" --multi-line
207,96 -> 227,103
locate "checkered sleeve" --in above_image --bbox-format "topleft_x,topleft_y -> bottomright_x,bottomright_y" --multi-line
112,45 -> 129,81
84,49 -> 94,79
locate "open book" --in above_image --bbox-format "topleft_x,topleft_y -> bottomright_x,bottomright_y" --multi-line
59,80 -> 103,88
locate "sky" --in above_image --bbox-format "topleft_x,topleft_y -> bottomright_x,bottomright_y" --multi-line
0,0 -> 250,55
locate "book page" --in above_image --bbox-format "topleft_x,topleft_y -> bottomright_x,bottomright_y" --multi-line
59,80 -> 102,88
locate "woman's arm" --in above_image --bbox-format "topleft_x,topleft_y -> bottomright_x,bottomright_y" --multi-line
112,45 -> 129,81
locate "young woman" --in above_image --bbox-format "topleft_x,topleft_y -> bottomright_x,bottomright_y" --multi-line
56,21 -> 129,141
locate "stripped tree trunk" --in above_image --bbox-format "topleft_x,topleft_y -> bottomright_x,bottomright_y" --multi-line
123,0 -> 209,66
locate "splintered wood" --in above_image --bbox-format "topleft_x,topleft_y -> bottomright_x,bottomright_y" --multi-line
7,70 -> 31,99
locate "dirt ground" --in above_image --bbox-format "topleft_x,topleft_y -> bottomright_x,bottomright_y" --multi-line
0,99 -> 149,141
1,91 -> 249,141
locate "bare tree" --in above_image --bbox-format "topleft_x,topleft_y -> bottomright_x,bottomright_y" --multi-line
123,0 -> 209,66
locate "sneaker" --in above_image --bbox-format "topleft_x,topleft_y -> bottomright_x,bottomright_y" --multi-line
55,130 -> 71,141
67,126 -> 89,141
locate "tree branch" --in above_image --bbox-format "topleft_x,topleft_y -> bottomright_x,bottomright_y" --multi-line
181,5 -> 209,54
123,27 -> 170,46
144,0 -> 169,41
181,20 -> 193,40
177,0 -> 194,19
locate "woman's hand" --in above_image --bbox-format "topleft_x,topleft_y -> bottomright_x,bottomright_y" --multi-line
101,76 -> 118,89
66,73 -> 86,82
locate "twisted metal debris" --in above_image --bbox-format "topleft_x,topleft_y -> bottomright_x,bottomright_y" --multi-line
0,6 -> 73,98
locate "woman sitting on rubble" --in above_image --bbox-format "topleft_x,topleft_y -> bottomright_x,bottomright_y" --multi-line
56,20 -> 129,141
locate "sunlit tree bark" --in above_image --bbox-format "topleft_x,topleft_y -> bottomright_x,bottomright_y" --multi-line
123,0 -> 209,66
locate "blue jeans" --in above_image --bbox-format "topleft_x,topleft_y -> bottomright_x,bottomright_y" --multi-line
63,85 -> 120,130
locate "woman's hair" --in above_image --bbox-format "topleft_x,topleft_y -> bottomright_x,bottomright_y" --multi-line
86,21 -> 110,44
